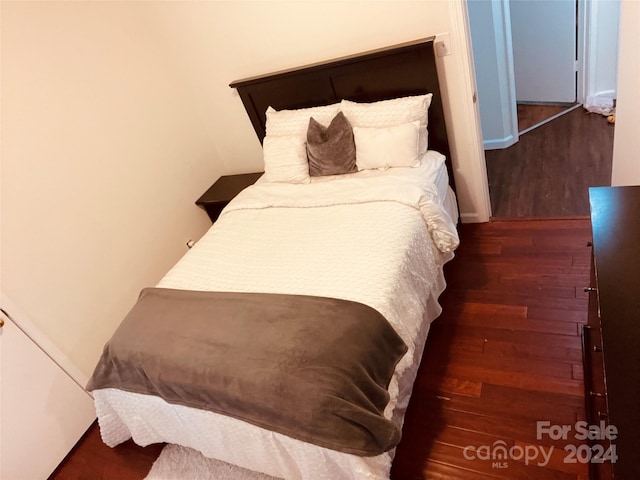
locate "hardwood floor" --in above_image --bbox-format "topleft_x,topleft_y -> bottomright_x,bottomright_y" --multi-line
486,107 -> 614,218
391,219 -> 592,479
517,103 -> 578,133
49,427 -> 163,480
51,219 -> 592,480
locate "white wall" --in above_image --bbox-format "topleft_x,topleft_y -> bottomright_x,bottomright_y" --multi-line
611,0 -> 640,185
467,0 -> 518,149
147,0 -> 490,222
1,1 -> 490,379
1,2 -> 216,378
585,0 -> 621,105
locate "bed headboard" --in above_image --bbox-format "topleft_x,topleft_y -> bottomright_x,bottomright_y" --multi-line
229,37 -> 455,191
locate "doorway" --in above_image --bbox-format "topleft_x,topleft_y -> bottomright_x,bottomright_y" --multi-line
510,0 -> 581,134
511,0 -> 577,105
469,0 -> 620,149
468,0 -> 620,217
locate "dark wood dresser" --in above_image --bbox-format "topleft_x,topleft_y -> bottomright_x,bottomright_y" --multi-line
585,186 -> 640,479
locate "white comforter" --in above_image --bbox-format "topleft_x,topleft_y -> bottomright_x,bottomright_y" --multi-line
92,153 -> 459,480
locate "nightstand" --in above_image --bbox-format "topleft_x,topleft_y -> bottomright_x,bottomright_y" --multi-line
196,172 -> 263,222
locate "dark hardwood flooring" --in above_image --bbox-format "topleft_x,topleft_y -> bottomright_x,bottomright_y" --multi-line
49,428 -> 163,480
391,219 -> 591,479
486,107 -> 614,218
51,219 -> 592,480
517,104 -> 577,133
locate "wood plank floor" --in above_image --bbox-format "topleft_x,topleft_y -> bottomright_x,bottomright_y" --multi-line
517,103 -> 577,133
49,428 -> 163,480
486,107 -> 613,218
51,219 -> 592,480
391,219 -> 591,480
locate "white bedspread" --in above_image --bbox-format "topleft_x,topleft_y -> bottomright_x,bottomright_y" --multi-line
92,152 -> 459,479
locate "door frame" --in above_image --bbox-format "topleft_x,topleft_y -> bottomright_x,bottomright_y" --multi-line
487,0 -> 518,150
471,0 -> 592,151
577,0 -> 587,104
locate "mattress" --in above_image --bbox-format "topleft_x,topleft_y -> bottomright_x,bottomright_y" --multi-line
92,151 -> 459,479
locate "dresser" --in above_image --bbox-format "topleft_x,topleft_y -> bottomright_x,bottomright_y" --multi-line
585,186 -> 640,479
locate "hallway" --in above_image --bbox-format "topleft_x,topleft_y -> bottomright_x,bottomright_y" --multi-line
485,108 -> 614,218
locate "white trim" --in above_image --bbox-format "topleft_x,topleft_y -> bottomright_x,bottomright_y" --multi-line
467,0 -> 519,154
483,134 -> 517,151
577,0 -> 588,104
583,0 -> 621,105
449,0 -> 492,223
460,212 -> 481,222
588,89 -> 616,102
584,0 -> 599,104
0,293 -> 92,395
492,0 -> 519,150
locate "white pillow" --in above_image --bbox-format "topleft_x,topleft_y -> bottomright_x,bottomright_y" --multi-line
353,121 -> 421,171
341,94 -> 432,155
262,135 -> 310,184
265,103 -> 340,138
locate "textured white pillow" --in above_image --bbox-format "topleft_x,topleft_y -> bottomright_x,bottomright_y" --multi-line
262,135 -> 310,184
265,104 -> 340,138
353,121 -> 421,171
341,94 -> 432,155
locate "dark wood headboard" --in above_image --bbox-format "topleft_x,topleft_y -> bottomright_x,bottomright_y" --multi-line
230,37 -> 454,191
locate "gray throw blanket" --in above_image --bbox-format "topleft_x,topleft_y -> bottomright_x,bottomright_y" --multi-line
87,288 -> 408,456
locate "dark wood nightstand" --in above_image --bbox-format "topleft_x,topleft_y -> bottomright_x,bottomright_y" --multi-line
196,172 -> 263,222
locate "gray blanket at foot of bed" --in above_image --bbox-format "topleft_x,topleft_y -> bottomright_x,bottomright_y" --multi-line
87,288 -> 408,456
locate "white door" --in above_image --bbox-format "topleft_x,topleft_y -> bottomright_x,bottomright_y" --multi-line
510,0 -> 577,103
1,309 -> 96,480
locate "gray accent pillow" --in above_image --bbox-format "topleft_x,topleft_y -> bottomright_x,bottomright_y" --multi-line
307,111 -> 357,177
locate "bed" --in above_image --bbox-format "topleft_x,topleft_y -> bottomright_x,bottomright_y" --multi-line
88,37 -> 459,479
